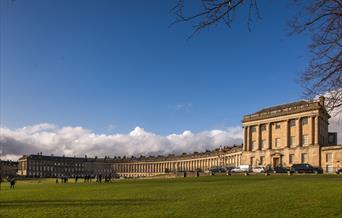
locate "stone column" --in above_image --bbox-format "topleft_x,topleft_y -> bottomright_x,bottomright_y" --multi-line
243,126 -> 247,151
309,116 -> 314,145
246,126 -> 250,151
268,123 -> 272,149
314,116 -> 319,145
256,124 -> 261,150
297,118 -> 302,146
285,120 -> 290,148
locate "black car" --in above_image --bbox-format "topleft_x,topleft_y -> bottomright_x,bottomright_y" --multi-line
290,164 -> 323,174
273,167 -> 289,174
336,169 -> 342,175
209,167 -> 226,173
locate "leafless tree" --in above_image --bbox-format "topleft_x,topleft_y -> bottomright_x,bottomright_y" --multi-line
290,0 -> 342,114
173,0 -> 342,114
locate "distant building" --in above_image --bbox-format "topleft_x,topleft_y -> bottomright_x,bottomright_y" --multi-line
17,154 -> 114,178
0,160 -> 18,178
241,96 -> 341,173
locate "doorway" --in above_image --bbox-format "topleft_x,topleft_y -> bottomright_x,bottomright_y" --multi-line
273,157 -> 280,167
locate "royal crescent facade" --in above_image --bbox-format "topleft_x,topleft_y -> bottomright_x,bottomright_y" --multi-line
17,97 -> 342,177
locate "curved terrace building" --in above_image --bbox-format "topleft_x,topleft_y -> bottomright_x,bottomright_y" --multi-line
17,97 -> 342,178
112,146 -> 242,178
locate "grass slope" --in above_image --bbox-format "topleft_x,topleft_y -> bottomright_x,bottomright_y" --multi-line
0,175 -> 341,218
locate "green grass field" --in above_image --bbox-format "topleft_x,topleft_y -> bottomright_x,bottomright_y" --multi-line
0,175 -> 341,218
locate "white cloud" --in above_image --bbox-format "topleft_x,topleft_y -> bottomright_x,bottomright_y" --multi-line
329,112 -> 342,144
0,124 -> 243,161
175,103 -> 192,111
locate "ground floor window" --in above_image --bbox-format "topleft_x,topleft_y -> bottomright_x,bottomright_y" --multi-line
289,154 -> 295,164
326,153 -> 332,163
259,156 -> 264,165
250,157 -> 255,166
301,153 -> 308,163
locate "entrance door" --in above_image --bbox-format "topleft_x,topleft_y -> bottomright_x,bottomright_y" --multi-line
273,158 -> 280,168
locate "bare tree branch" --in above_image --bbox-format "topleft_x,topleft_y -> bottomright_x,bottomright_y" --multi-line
292,0 -> 342,113
173,0 -> 342,114
171,0 -> 261,38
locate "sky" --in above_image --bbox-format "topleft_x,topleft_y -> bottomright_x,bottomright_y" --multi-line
0,0 -> 341,160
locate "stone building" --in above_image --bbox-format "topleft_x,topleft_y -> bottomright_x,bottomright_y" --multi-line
112,146 -> 242,178
241,96 -> 341,172
17,153 -> 114,178
16,97 -> 342,177
0,160 -> 18,178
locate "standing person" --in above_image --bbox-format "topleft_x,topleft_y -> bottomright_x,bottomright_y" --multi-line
56,178 -> 59,184
10,179 -> 16,189
0,175 -> 2,191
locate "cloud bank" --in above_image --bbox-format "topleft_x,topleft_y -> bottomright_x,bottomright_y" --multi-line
0,124 -> 243,161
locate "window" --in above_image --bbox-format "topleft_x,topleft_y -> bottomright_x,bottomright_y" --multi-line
260,124 -> 266,131
262,139 -> 267,148
290,136 -> 296,147
289,154 -> 295,164
301,117 -> 308,125
250,157 -> 255,166
260,156 -> 264,165
275,123 -> 281,129
301,153 -> 308,163
289,119 -> 296,127
275,138 -> 280,148
328,134 -> 336,144
302,135 -> 309,145
252,141 -> 257,150
326,153 -> 332,163
251,126 -> 256,133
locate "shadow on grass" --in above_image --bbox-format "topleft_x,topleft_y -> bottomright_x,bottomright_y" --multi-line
0,199 -> 161,207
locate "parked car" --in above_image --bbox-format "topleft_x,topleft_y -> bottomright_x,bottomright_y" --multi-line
273,167 -> 289,174
290,164 -> 323,174
239,165 -> 251,172
336,169 -> 342,175
231,167 -> 244,173
225,166 -> 235,173
209,167 -> 226,173
231,165 -> 251,173
252,167 -> 265,173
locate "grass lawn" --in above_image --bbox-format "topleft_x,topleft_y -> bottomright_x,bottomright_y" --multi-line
0,175 -> 341,218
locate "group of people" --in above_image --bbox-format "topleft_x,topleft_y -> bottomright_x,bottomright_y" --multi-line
55,174 -> 114,184
56,176 -> 69,183
95,174 -> 113,183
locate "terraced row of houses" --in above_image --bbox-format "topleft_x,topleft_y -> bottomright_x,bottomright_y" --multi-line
13,97 -> 342,178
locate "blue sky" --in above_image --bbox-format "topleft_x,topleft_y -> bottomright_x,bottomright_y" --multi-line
1,0 -> 311,135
